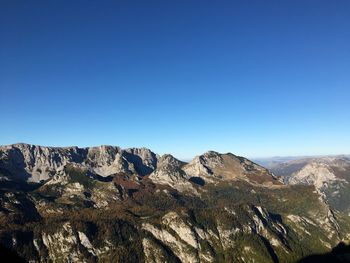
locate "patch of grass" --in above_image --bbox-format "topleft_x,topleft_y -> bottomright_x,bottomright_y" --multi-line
65,165 -> 95,189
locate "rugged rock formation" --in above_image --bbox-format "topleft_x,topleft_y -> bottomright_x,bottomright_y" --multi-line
0,144 -> 349,262
0,144 -> 279,187
148,154 -> 191,191
0,143 -> 158,182
266,156 -> 350,212
183,151 -> 279,185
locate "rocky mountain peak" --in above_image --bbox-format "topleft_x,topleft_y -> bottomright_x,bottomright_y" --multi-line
0,143 -> 348,263
123,147 -> 158,174
287,162 -> 337,189
279,157 -> 350,188
0,144 -> 280,187
182,152 -> 220,178
182,151 -> 277,184
0,144 -> 158,182
267,156 -> 350,212
0,143 -> 87,182
158,154 -> 185,168
199,151 -> 224,167
149,154 -> 190,190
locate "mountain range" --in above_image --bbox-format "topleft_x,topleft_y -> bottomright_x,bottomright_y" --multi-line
258,156 -> 350,215
0,143 -> 349,262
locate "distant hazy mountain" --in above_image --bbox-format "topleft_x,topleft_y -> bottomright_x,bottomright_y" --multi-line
254,155 -> 350,175
258,155 -> 350,214
0,144 -> 349,262
253,156 -> 308,169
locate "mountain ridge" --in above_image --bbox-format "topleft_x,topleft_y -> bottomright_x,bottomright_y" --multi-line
0,143 -> 349,262
0,143 -> 278,188
262,156 -> 350,214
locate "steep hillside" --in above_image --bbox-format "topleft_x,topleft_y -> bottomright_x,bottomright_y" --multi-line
0,144 -> 158,182
0,144 -> 349,262
267,156 -> 350,213
183,151 -> 280,185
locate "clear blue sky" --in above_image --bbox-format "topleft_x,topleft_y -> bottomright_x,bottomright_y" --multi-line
1,0 -> 349,160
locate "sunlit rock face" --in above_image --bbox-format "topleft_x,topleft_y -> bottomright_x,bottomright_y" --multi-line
0,143 -> 87,182
270,156 -> 350,212
0,143 -> 158,182
0,144 -> 349,262
183,151 -> 279,185
0,144 -> 278,186
149,154 -> 192,192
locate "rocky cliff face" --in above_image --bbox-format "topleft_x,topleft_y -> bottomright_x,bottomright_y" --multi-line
148,154 -> 191,191
267,156 -> 350,213
183,151 -> 279,185
0,144 -> 278,188
0,144 -> 349,263
0,144 -> 158,182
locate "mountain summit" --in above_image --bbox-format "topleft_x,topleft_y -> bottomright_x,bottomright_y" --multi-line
0,144 -> 349,262
0,144 -> 278,187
